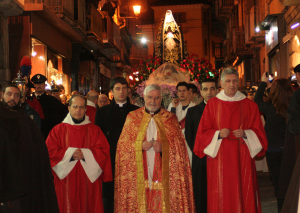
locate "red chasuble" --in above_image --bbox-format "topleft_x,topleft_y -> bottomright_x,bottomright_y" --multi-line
115,108 -> 195,213
46,121 -> 112,213
194,97 -> 268,213
86,105 -> 97,124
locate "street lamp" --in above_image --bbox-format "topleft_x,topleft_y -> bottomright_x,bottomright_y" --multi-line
141,37 -> 147,44
133,5 -> 141,16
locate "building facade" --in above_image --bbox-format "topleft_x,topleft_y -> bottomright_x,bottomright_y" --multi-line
1,0 -> 134,95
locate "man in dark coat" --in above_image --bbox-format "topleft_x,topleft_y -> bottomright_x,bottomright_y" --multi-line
280,88 -> 300,213
0,102 -> 59,213
31,74 -> 68,139
95,77 -> 139,213
185,78 -> 217,213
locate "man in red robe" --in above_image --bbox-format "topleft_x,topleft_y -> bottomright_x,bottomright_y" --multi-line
115,84 -> 195,213
86,90 -> 98,123
194,68 -> 268,213
46,95 -> 112,213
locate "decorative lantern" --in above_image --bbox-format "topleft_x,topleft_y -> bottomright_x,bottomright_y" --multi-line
12,71 -> 27,98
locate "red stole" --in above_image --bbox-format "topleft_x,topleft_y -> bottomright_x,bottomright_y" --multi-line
178,117 -> 186,130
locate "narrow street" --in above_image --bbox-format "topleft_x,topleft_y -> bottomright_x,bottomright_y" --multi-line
258,171 -> 278,213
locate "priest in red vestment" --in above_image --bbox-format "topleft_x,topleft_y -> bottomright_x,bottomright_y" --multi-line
86,90 -> 99,123
194,68 -> 268,213
46,95 -> 112,213
115,84 -> 195,213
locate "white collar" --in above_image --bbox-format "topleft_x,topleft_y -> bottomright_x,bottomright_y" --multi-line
62,113 -> 91,125
87,100 -> 96,108
116,101 -> 127,107
216,90 -> 246,102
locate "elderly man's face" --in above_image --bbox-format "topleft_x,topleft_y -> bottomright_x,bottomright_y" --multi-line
220,74 -> 239,97
68,96 -> 86,120
144,90 -> 162,113
2,87 -> 21,109
98,96 -> 109,107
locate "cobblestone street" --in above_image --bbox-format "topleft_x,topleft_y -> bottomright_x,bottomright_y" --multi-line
258,171 -> 278,213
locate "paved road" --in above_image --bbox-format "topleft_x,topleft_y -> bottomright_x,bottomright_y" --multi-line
258,171 -> 278,213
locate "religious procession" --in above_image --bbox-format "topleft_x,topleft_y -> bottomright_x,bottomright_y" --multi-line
1,1 -> 300,213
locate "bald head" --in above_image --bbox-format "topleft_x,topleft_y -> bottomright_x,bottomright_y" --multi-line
98,94 -> 109,108
71,90 -> 80,96
87,90 -> 99,104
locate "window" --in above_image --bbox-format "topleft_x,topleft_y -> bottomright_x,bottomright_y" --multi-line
202,10 -> 208,26
173,13 -> 186,24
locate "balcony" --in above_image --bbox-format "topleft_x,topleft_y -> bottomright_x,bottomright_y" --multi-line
231,27 -> 247,56
86,3 -> 102,40
46,0 -> 74,21
280,0 -> 300,6
83,3 -> 104,55
101,17 -> 120,59
213,43 -> 224,59
215,0 -> 234,21
223,38 -> 236,64
0,0 -> 24,17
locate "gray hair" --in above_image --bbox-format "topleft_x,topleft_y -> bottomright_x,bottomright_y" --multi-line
221,67 -> 239,82
143,84 -> 162,97
69,95 -> 87,108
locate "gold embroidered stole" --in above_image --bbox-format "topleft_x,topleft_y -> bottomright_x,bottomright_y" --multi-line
135,111 -> 170,213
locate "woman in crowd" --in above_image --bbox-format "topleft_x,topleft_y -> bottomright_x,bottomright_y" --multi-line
254,72 -> 293,213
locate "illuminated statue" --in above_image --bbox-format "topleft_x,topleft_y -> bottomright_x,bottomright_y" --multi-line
155,10 -> 189,65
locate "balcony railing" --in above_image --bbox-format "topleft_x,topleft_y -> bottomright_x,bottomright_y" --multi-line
279,0 -> 300,6
231,27 -> 246,55
215,0 -> 234,20
86,3 -> 102,40
47,0 -> 74,21
213,43 -> 224,59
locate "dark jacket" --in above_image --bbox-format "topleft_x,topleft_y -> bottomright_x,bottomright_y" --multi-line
254,82 -> 286,149
185,101 -> 207,213
23,102 -> 41,129
278,88 -> 300,201
33,92 -> 68,139
0,103 -> 59,213
94,97 -> 140,175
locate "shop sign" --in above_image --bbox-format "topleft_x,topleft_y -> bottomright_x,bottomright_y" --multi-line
266,21 -> 279,53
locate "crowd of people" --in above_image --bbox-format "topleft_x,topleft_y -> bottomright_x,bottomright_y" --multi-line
0,65 -> 300,213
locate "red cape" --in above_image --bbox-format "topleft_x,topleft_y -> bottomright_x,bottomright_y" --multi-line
86,105 -> 97,124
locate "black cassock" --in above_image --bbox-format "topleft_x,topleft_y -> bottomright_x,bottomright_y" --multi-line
95,97 -> 139,213
185,101 -> 207,213
0,103 -> 59,213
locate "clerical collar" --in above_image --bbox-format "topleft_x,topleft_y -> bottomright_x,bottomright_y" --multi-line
204,100 -> 207,104
116,101 -> 127,107
145,107 -> 161,116
71,115 -> 85,124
